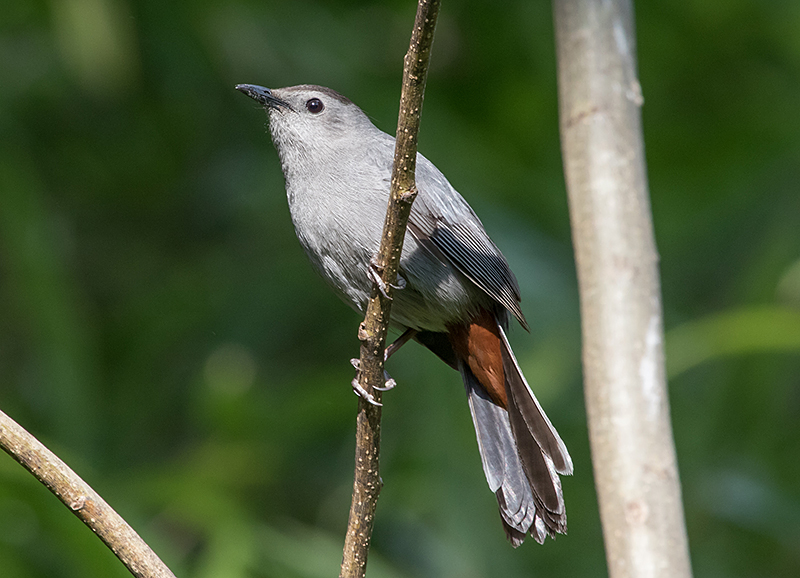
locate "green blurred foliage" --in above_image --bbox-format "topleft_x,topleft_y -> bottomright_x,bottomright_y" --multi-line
1,0 -> 799,576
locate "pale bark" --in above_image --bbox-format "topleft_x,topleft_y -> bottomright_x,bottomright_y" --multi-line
553,1 -> 693,577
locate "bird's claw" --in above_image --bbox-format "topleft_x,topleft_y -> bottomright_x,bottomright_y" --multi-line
350,358 -> 396,401
374,376 -> 396,391
351,377 -> 383,406
369,257 -> 406,299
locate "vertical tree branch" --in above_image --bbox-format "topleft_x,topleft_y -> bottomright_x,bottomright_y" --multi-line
553,1 -> 693,577
0,409 -> 176,578
339,1 -> 440,577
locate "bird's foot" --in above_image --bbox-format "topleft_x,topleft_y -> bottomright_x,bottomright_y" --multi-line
350,358 -> 396,404
351,376 -> 382,406
375,376 -> 397,391
369,257 -> 406,300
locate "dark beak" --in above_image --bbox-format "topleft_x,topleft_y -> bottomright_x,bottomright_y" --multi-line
235,84 -> 294,111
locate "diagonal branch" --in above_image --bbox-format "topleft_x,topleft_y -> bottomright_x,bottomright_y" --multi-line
339,1 -> 441,577
0,409 -> 176,578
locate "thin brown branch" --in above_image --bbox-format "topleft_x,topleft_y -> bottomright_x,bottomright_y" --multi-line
553,1 -> 693,577
0,409 -> 176,578
339,1 -> 441,577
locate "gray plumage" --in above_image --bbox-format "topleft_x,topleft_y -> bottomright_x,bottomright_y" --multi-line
237,83 -> 572,545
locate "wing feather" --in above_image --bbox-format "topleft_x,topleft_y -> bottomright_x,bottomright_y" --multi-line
409,156 -> 528,329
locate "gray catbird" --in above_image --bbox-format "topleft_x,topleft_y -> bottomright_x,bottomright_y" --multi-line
236,83 -> 572,546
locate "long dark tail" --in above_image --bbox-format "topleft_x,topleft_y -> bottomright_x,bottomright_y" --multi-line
461,326 -> 572,546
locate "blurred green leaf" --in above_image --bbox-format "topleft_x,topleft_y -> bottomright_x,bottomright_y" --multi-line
666,306 -> 800,378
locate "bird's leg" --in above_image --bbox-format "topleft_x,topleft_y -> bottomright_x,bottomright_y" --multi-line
350,328 -> 418,402
372,328 -> 417,391
369,256 -> 407,300
384,328 -> 417,361
353,260 -> 411,400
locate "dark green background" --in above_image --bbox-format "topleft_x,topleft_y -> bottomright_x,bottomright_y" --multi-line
1,1 -> 799,576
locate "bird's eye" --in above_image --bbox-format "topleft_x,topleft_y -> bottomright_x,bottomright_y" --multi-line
306,98 -> 324,114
